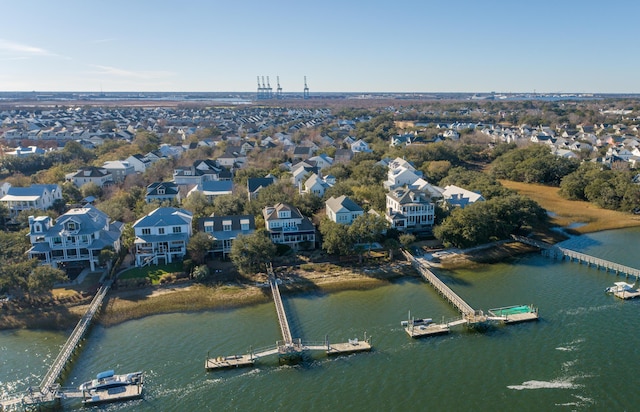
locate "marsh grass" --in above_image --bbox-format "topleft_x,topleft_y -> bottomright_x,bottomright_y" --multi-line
500,180 -> 640,233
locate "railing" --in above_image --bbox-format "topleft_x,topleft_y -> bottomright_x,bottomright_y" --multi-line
403,251 -> 475,318
39,280 -> 112,391
269,277 -> 293,345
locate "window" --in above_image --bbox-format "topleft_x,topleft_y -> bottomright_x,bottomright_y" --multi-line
173,226 -> 182,233
204,221 -> 214,233
142,228 -> 151,235
158,228 -> 165,235
240,219 -> 250,231
67,221 -> 77,231
223,220 -> 232,231
158,188 -> 165,195
52,236 -> 62,245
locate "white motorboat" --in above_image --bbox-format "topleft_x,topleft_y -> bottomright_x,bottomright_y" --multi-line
79,370 -> 143,392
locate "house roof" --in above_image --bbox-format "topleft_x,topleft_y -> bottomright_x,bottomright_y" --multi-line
2,184 -> 59,200
133,207 -> 192,228
146,181 -> 180,196
198,214 -> 255,233
326,195 -> 363,214
263,202 -> 303,221
247,177 -> 276,193
387,188 -> 431,204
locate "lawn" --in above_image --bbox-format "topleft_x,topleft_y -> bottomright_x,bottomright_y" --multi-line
118,262 -> 184,284
500,180 -> 640,234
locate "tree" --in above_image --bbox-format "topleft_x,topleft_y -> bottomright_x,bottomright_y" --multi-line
192,264 -> 210,281
182,191 -> 212,219
399,233 -> 416,249
319,218 -> 352,255
81,182 -> 103,199
213,194 -> 246,217
99,247 -> 116,267
383,238 -> 400,260
230,231 -> 277,275
133,131 -> 161,153
27,265 -> 67,295
187,232 -> 213,265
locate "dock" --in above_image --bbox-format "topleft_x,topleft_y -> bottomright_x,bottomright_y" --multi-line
513,235 -> 640,279
402,250 -> 538,337
1,280 -> 114,410
81,382 -> 144,405
206,263 -> 371,370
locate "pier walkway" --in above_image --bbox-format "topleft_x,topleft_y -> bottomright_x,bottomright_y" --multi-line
402,250 -> 484,323
402,250 -> 538,337
512,235 -> 640,279
206,263 -> 371,370
1,280 -> 113,409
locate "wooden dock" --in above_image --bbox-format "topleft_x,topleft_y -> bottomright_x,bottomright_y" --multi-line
512,235 -> 640,279
80,382 -> 144,405
1,280 -> 114,410
487,305 -> 540,324
405,322 -> 450,338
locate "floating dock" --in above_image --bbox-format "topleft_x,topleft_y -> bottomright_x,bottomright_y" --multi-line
81,382 -> 144,405
401,250 -> 539,338
205,354 -> 256,370
487,305 -> 539,323
605,282 -> 640,300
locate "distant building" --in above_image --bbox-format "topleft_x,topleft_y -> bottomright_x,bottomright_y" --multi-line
102,160 -> 135,183
66,167 -> 113,188
145,181 -> 181,204
247,176 -> 277,201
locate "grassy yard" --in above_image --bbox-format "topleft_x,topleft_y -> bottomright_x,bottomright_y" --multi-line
501,180 -> 640,234
119,262 -> 184,284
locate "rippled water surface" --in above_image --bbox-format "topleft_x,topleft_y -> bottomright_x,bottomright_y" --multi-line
2,228 -> 640,411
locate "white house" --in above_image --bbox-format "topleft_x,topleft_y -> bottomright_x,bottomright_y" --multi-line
188,180 -> 234,202
385,188 -> 435,233
132,207 -> 193,267
102,160 -> 135,183
263,203 -> 316,249
351,139 -> 372,153
325,195 -> 364,225
27,205 -> 123,272
302,173 -> 332,197
441,185 -> 485,209
67,167 -> 113,188
308,153 -> 334,170
0,184 -> 62,217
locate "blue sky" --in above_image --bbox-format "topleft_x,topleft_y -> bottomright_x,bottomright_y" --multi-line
1,1 -> 639,93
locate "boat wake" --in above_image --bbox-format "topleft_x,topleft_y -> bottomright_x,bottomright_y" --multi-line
507,379 -> 579,390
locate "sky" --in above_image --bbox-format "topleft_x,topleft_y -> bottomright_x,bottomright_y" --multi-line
1,0 -> 640,93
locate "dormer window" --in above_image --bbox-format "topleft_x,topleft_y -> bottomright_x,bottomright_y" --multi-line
67,221 -> 77,231
158,188 -> 165,195
34,223 -> 42,233
278,210 -> 291,219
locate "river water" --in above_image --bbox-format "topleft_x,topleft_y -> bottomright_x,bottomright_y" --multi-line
2,228 -> 640,411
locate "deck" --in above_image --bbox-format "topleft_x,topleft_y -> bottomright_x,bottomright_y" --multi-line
405,323 -> 451,338
80,384 -> 144,405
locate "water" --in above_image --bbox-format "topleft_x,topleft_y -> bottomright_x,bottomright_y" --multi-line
2,228 -> 640,411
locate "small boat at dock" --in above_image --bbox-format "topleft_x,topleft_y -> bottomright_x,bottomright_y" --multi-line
79,370 -> 143,392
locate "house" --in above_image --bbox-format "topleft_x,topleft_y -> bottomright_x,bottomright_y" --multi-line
145,181 -> 181,204
292,146 -> 314,160
325,195 -> 364,225
263,203 -> 316,249
173,160 -> 231,186
441,185 -> 485,209
0,184 -> 62,217
247,176 -> 277,201
199,214 -> 256,257
291,161 -> 319,187
27,205 -> 123,272
384,157 -> 423,189
385,188 -> 435,233
302,173 -> 332,197
308,153 -> 334,170
102,160 -> 135,183
334,148 -> 354,163
217,148 -> 247,168
351,139 -> 372,153
5,145 -> 47,157
67,167 -> 113,188
188,180 -> 233,202
132,207 -> 193,267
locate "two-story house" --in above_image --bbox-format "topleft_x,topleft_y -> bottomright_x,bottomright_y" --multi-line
102,160 -> 135,183
263,203 -> 316,250
325,195 -> 364,225
0,184 -> 62,217
302,173 -> 332,197
27,205 -> 123,272
385,188 -> 435,233
441,185 -> 485,209
145,181 -> 181,204
132,207 -> 193,267
173,160 -> 232,186
67,167 -> 113,188
199,214 -> 256,257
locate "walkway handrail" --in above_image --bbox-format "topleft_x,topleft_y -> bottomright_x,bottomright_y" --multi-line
403,251 -> 475,317
267,264 -> 293,345
39,280 -> 112,391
